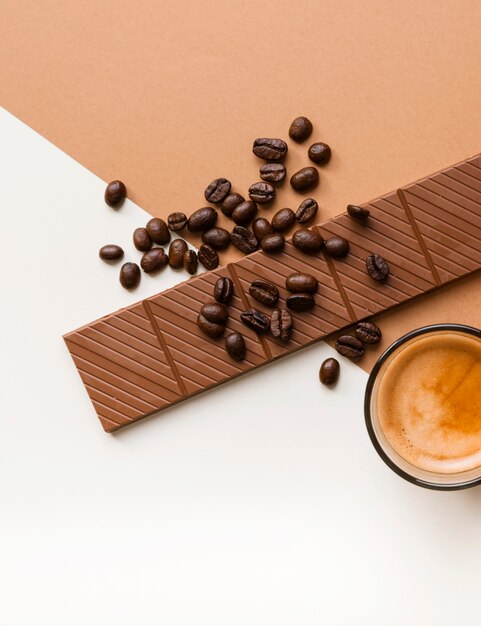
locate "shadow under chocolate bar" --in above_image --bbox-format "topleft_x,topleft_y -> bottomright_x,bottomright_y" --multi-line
64,155 -> 481,432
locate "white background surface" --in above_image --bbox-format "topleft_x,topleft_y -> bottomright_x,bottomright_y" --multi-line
2,107 -> 481,625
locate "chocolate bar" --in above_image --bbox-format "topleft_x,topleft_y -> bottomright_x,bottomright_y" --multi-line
64,155 -> 481,432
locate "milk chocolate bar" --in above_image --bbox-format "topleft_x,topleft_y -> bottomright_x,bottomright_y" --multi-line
64,155 -> 481,432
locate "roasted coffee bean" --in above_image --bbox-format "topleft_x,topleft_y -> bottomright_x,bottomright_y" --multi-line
270,308 -> 293,342
198,244 -> 219,270
289,116 -> 313,142
285,272 -> 318,294
204,178 -> 231,203
252,217 -> 273,240
319,358 -> 340,385
347,204 -> 370,220
232,200 -> 258,225
183,249 -> 198,275
200,302 -> 228,324
308,142 -> 331,165
146,217 -> 170,245
292,228 -> 324,254
119,262 -> 140,289
252,138 -> 288,161
214,276 -> 234,304
231,226 -> 258,254
366,254 -> 389,281
167,212 -> 188,231
133,227 -> 153,251
225,332 -> 246,361
240,308 -> 270,333
295,198 -> 318,224
168,238 -> 188,269
140,248 -> 168,273
249,279 -> 279,307
105,180 -> 126,208
99,244 -> 124,261
188,207 -> 218,232
197,314 -> 225,339
201,227 -> 231,250
290,166 -> 319,192
355,321 -> 382,344
325,236 -> 350,258
221,192 -> 245,217
260,234 -> 285,253
260,162 -> 286,182
271,208 -> 295,232
248,182 -> 275,203
286,293 -> 315,312
335,335 -> 365,359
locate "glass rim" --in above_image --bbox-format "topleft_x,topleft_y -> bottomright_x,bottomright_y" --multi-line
364,323 -> 481,491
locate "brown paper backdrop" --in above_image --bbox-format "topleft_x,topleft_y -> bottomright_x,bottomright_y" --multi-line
2,0 -> 481,370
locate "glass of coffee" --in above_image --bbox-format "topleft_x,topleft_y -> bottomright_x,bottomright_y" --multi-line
365,324 -> 481,490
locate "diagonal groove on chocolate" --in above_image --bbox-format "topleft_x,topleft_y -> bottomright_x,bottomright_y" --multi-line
64,155 -> 481,432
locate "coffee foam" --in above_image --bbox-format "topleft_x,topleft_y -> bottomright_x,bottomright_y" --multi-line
377,332 -> 481,474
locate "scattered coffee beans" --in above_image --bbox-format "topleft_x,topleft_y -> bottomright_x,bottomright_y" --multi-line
308,142 -> 331,165
285,272 -> 318,294
319,358 -> 340,385
167,212 -> 188,231
295,198 -> 318,224
105,180 -> 126,208
347,204 -> 370,220
146,217 -> 170,245
198,244 -> 219,270
248,182 -> 275,203
252,218 -> 274,240
325,236 -> 350,258
99,244 -> 124,261
232,200 -> 258,225
260,233 -> 285,253
133,227 -> 153,252
366,254 -> 389,281
201,302 -> 228,324
272,208 -> 296,232
119,262 -> 140,289
270,308 -> 293,342
290,166 -> 319,192
355,321 -> 382,344
249,280 -> 279,307
197,314 -> 225,339
289,116 -> 313,142
286,293 -> 315,311
183,249 -> 198,275
140,248 -> 168,273
225,332 -> 246,361
231,226 -> 258,254
188,207 -> 218,232
260,162 -> 286,182
240,308 -> 270,333
292,228 -> 324,254
221,192 -> 245,217
169,238 -> 188,269
214,277 -> 234,304
252,138 -> 288,161
201,227 -> 231,250
335,335 -> 364,359
204,178 -> 231,203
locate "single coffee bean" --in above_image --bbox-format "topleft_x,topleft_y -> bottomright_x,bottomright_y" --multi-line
188,207 -> 218,232
119,262 -> 140,289
99,244 -> 124,261
288,116 -> 313,142
140,248 -> 168,273
355,321 -> 382,344
231,226 -> 258,254
201,227 -> 231,250
260,233 -> 285,253
290,166 -> 319,192
366,254 -> 389,281
232,200 -> 258,225
319,358 -> 340,385
167,212 -> 188,231
240,308 -> 270,333
204,178 -> 231,203
295,198 -> 318,224
325,236 -> 350,258
183,249 -> 198,275
133,227 -> 153,251
214,276 -> 234,304
259,162 -> 286,182
198,244 -> 219,270
335,335 -> 364,359
347,204 -> 370,220
146,217 -> 170,245
308,142 -> 331,165
105,180 -> 126,208
168,238 -> 188,269
270,308 -> 293,342
221,192 -> 245,217
271,208 -> 295,232
285,272 -> 318,294
252,138 -> 288,161
286,293 -> 315,312
248,182 -> 275,204
249,279 -> 279,307
225,332 -> 246,361
200,302 -> 228,324
197,314 -> 225,339
292,229 -> 324,254
252,217 -> 273,240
